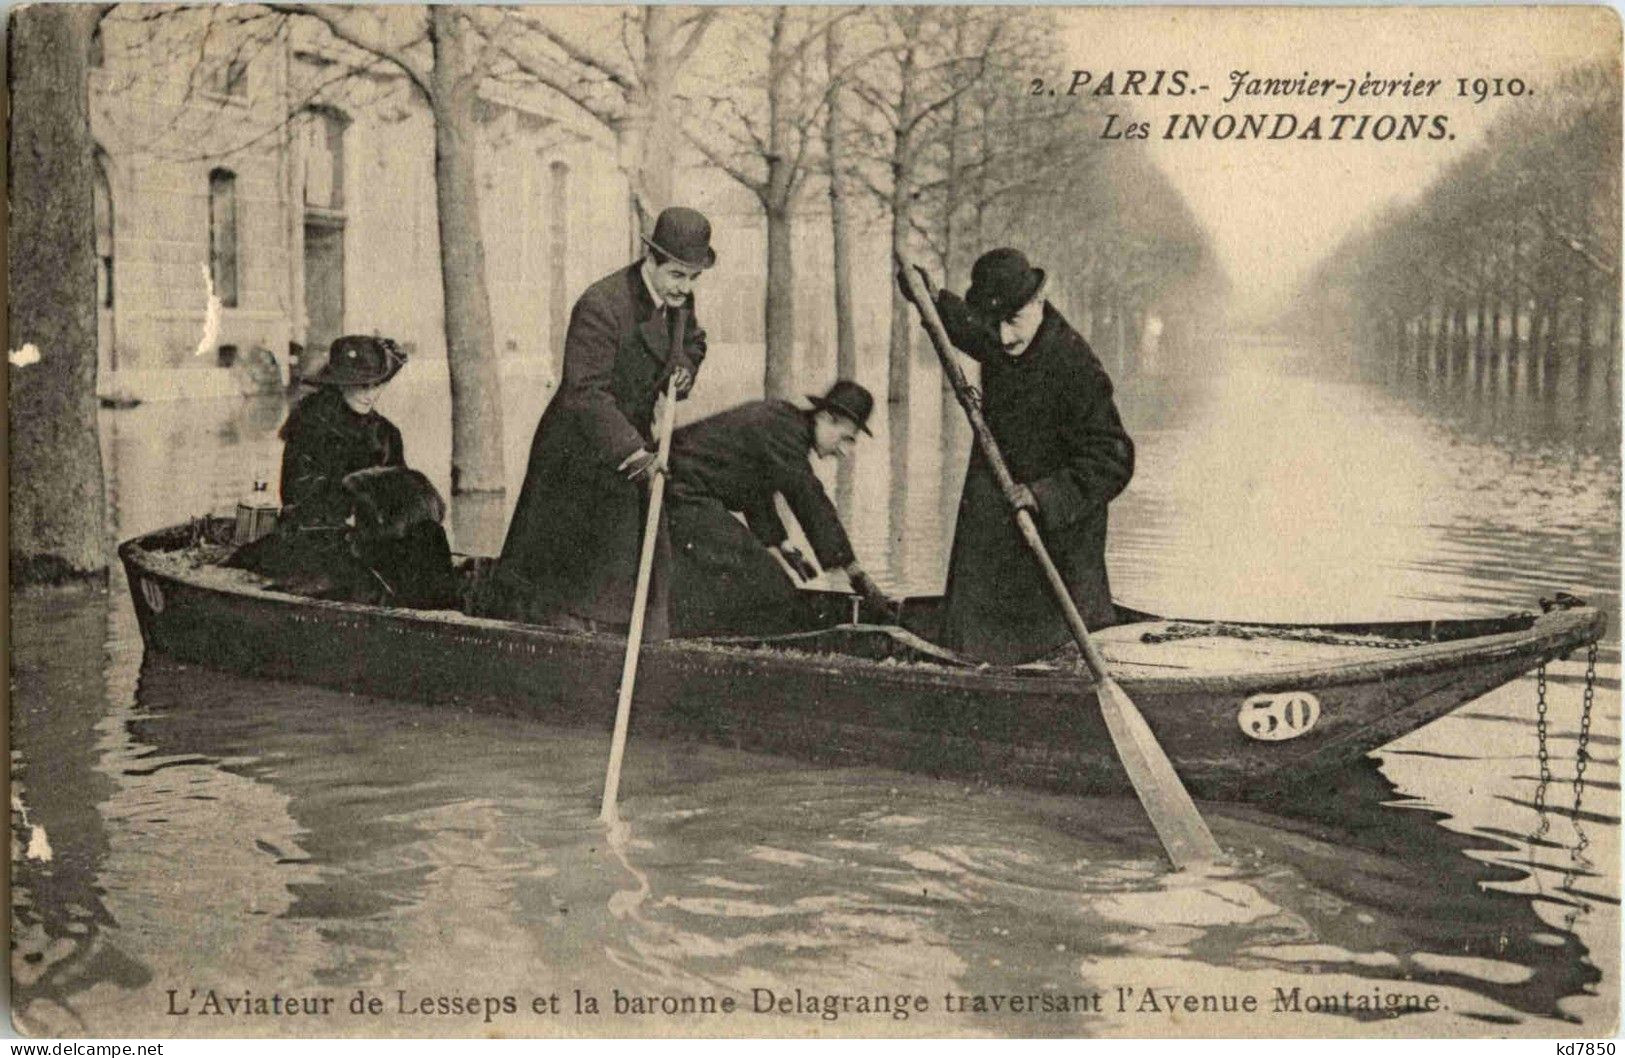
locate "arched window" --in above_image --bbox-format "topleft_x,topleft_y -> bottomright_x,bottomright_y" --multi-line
94,152 -> 113,309
301,107 -> 348,212
548,160 -> 570,350
208,168 -> 239,307
94,148 -> 116,373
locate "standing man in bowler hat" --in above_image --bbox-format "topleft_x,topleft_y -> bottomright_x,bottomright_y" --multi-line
665,380 -> 893,636
490,206 -> 716,636
900,249 -> 1134,663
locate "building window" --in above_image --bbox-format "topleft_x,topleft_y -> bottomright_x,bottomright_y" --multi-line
209,168 -> 239,307
301,108 -> 347,212
94,154 -> 113,309
548,160 -> 569,352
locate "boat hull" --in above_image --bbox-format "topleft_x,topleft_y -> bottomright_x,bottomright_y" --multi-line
119,526 -> 1606,802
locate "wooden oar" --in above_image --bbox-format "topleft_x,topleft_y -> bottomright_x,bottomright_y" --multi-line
897,257 -> 1223,869
600,306 -> 687,824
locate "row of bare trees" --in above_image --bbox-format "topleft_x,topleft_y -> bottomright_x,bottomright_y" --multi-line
1291,62 -> 1620,398
10,4 -> 1225,581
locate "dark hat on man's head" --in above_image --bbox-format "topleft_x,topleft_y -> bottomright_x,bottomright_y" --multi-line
315,335 -> 408,388
965,248 -> 1046,323
641,206 -> 718,270
808,379 -> 874,435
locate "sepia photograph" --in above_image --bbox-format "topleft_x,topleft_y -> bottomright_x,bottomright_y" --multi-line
8,1 -> 1622,1040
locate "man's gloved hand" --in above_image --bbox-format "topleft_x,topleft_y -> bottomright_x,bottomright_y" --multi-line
847,566 -> 897,611
1009,483 -> 1040,517
778,545 -> 819,582
618,447 -> 665,482
895,264 -> 936,308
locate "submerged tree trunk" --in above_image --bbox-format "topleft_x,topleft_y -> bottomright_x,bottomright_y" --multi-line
763,200 -> 796,399
8,5 -> 108,584
825,20 -> 858,513
431,8 -> 504,495
760,10 -> 796,400
885,40 -> 919,406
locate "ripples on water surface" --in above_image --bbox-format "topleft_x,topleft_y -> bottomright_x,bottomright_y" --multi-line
10,339 -> 1620,1037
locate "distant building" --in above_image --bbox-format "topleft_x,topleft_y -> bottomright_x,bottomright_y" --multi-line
86,13 -> 899,406
88,16 -> 631,401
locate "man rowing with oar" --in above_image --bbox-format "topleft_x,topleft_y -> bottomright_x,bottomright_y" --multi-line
487,206 -> 715,638
899,248 -> 1135,664
665,380 -> 894,637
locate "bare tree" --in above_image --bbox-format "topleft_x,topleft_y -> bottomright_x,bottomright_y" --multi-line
488,6 -> 717,234
685,7 -> 860,398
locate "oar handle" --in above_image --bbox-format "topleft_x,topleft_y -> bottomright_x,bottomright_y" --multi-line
600,306 -> 687,824
896,256 -> 1030,512
898,255 -> 1106,682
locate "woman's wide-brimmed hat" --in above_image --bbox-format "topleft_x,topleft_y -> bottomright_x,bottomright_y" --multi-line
315,335 -> 407,388
808,379 -> 874,435
640,206 -> 718,270
965,248 -> 1046,324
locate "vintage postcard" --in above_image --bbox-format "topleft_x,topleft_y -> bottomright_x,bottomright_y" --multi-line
8,1 -> 1621,1043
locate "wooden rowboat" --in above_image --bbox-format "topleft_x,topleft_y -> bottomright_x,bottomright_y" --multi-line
119,519 -> 1606,803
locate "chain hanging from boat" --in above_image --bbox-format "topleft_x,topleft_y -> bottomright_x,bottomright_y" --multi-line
1560,642 -> 1599,938
1528,661 -> 1552,847
1524,640 -> 1599,935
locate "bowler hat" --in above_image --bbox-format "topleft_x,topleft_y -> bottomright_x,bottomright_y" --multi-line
641,206 -> 718,270
808,380 -> 874,435
965,248 -> 1046,323
315,335 -> 407,388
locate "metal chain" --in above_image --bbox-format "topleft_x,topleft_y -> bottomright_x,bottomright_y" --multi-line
1561,644 -> 1598,938
1530,661 -> 1552,845
1571,642 -> 1596,818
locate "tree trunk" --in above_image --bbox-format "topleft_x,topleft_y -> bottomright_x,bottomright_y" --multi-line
1429,302 -> 1447,381
763,200 -> 796,399
885,39 -> 919,406
1473,287 -> 1488,389
825,20 -> 857,515
1462,302 -> 1475,385
431,9 -> 504,495
760,11 -> 795,400
8,5 -> 108,584
628,5 -> 681,230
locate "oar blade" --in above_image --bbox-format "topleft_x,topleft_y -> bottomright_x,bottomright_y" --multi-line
1094,675 -> 1224,869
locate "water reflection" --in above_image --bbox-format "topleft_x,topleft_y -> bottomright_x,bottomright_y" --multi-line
13,334 -> 1619,1034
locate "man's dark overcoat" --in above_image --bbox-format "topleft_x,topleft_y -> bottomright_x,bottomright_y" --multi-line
934,296 -> 1134,664
666,400 -> 854,636
494,262 -> 706,636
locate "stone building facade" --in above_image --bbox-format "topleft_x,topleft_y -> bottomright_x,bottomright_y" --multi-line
86,14 -> 901,408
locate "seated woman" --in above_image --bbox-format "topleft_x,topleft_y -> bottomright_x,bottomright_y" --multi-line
279,334 -> 409,529
228,335 -> 455,609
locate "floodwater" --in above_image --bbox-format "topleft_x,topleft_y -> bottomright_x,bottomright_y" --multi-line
10,336 -> 1621,1037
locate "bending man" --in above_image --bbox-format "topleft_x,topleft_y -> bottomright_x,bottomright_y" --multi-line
667,381 -> 891,636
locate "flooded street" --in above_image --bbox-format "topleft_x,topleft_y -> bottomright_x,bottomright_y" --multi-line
10,336 -> 1620,1037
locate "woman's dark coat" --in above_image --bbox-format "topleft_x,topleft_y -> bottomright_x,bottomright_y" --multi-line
934,295 -> 1134,664
666,400 -> 855,637
279,384 -> 406,529
228,384 -> 407,586
493,262 -> 706,636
